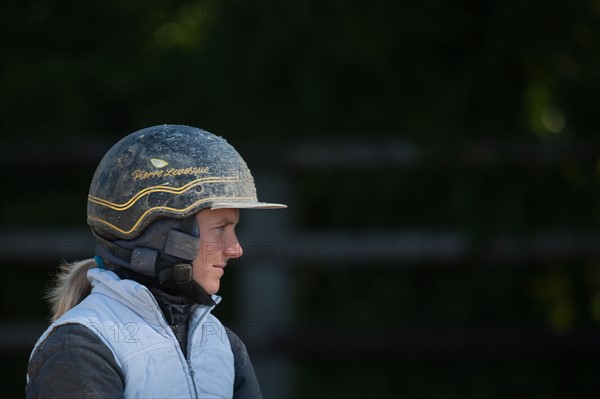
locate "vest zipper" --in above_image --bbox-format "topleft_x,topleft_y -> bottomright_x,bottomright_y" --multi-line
173,323 -> 198,397
187,358 -> 200,399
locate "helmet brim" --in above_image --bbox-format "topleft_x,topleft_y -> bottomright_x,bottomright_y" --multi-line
210,201 -> 287,210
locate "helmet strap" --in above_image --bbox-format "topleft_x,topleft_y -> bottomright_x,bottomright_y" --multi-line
164,230 -> 199,260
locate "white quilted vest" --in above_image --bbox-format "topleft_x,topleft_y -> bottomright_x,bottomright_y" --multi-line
30,268 -> 235,398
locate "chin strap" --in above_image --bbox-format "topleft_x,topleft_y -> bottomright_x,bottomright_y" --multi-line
173,263 -> 194,295
172,263 -> 214,305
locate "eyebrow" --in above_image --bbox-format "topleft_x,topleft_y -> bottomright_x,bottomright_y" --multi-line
213,217 -> 239,226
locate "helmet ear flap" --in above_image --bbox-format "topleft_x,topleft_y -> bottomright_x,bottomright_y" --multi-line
130,247 -> 158,276
93,214 -> 214,304
92,216 -> 199,275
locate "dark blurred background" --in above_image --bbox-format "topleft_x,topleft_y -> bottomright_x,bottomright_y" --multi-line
1,0 -> 600,398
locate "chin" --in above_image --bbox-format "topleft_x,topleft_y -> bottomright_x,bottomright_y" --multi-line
206,284 -> 220,296
194,278 -> 220,296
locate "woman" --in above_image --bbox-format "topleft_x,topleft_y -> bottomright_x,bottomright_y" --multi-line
26,125 -> 286,398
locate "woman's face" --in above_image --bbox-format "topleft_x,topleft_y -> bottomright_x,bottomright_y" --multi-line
192,208 -> 243,295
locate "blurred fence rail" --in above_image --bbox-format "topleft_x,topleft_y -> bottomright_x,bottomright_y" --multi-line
1,228 -> 599,265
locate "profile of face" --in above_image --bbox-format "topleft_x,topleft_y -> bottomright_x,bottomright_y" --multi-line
192,208 -> 243,295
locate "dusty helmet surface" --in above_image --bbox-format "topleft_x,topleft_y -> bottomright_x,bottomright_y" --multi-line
88,124 -> 286,240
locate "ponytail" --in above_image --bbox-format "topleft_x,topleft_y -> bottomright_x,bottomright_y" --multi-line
46,259 -> 97,321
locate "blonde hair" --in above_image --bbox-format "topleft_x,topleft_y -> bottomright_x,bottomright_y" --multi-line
46,259 -> 98,321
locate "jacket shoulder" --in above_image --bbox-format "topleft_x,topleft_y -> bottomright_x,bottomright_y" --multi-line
26,323 -> 125,398
224,326 -> 263,399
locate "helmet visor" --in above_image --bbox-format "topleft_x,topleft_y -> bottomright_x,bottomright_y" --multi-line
210,200 -> 287,210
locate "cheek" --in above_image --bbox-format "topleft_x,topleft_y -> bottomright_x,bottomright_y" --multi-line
193,238 -> 222,265
200,242 -> 222,260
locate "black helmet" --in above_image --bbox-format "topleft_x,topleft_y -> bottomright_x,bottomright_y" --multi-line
88,124 -> 285,240
87,125 -> 286,302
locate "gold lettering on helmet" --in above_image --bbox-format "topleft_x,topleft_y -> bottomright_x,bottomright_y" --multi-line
132,166 -> 210,180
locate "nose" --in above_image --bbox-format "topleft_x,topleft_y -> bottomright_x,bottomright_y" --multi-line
223,234 -> 243,259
